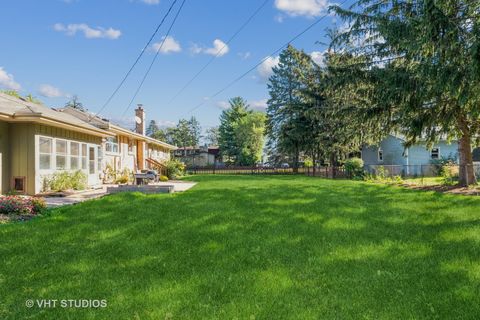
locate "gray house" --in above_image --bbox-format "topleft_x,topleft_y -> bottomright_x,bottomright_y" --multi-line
361,134 -> 458,176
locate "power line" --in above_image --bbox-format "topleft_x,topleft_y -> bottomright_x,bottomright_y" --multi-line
121,0 -> 187,117
184,0 -> 350,116
90,0 -> 179,121
167,0 -> 271,105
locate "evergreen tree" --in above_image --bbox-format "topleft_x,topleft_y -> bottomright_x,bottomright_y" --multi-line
218,97 -> 250,164
146,120 -> 160,137
266,45 -> 314,172
331,0 -> 480,185
205,127 -> 220,146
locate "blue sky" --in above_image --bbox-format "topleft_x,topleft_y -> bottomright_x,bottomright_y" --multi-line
0,0 -> 346,129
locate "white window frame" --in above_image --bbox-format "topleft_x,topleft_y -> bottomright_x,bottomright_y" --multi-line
55,139 -> 68,170
431,147 -> 440,159
39,136 -> 53,170
105,136 -> 120,154
378,148 -> 384,162
70,141 -> 80,170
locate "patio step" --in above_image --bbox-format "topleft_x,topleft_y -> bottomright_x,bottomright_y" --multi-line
106,185 -> 174,194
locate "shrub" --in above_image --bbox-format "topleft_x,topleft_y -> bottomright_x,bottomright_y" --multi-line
440,163 -> 459,186
44,170 -> 87,192
115,168 -> 133,184
159,175 -> 169,182
0,196 -> 47,215
166,160 -> 186,180
345,157 -> 364,179
304,158 -> 314,168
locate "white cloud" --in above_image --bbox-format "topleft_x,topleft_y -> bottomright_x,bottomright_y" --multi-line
310,51 -> 325,66
152,36 -> 182,54
0,67 -> 21,90
238,52 -> 251,60
250,99 -> 268,112
54,23 -> 122,40
191,39 -> 229,57
275,0 -> 330,17
257,56 -> 280,81
215,101 -> 230,110
38,84 -> 68,98
139,0 -> 160,4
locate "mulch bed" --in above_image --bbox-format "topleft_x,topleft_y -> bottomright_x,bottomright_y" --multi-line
402,184 -> 480,196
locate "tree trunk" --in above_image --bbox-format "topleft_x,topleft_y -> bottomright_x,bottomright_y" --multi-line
292,144 -> 299,173
330,152 -> 336,178
458,117 -> 477,186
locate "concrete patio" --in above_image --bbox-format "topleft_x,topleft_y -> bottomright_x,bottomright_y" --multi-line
44,181 -> 197,208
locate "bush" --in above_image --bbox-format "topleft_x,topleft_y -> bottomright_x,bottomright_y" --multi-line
159,175 -> 169,182
440,163 -> 459,186
304,158 -> 314,168
44,170 -> 87,192
115,168 -> 133,184
0,196 -> 47,215
166,160 -> 186,180
345,157 -> 364,179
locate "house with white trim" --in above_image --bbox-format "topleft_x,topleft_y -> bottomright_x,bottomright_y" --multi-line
0,93 -> 176,195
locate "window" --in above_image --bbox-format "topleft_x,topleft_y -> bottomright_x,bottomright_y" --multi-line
431,147 -> 440,159
378,148 -> 384,162
70,142 -> 80,170
56,140 -> 67,170
97,146 -> 103,171
13,177 -> 25,193
81,144 -> 87,170
39,137 -> 52,170
89,147 -> 95,174
105,137 -> 119,153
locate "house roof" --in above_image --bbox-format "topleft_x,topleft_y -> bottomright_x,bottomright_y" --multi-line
58,106 -> 177,150
0,93 -> 112,137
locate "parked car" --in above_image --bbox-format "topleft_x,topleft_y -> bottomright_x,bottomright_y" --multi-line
280,163 -> 290,169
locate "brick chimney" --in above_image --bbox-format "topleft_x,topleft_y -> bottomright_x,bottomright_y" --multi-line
135,104 -> 145,136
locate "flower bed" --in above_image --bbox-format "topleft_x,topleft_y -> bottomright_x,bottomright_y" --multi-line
0,195 -> 47,215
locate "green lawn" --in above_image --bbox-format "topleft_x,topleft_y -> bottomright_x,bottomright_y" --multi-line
1,176 -> 480,319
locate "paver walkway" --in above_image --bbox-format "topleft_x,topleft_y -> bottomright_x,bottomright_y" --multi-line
44,181 -> 196,208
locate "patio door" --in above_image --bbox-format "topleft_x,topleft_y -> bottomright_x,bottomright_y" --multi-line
87,145 -> 98,185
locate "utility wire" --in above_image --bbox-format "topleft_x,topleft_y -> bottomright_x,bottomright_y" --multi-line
122,0 -> 187,117
90,0 -> 179,121
167,0 -> 271,105
184,0 -> 350,116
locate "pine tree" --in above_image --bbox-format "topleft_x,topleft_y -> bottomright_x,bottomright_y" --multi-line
218,97 -> 250,164
331,0 -> 480,185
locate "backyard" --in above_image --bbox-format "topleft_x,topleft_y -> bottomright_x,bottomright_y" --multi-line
1,175 -> 480,319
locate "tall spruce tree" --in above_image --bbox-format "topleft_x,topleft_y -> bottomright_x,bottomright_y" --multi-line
218,97 -> 250,164
332,0 -> 480,185
266,45 -> 315,172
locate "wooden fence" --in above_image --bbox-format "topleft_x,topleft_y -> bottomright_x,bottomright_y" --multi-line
186,166 -> 347,178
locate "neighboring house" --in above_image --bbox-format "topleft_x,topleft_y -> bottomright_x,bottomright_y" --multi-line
473,147 -> 480,163
174,146 -> 222,167
0,93 -> 176,195
361,134 -> 459,175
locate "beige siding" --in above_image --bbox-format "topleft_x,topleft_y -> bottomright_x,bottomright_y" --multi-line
9,123 -> 36,194
34,124 -> 101,144
0,121 -> 10,194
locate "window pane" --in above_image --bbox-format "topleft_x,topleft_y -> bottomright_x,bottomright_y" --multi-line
71,157 -> 79,170
56,155 -> 66,169
39,137 -> 52,154
71,142 -> 79,156
40,155 -> 51,170
89,161 -> 95,174
82,144 -> 87,156
56,140 -> 67,154
82,157 -> 87,170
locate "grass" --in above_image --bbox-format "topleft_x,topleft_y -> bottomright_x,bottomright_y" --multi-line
1,175 -> 480,319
